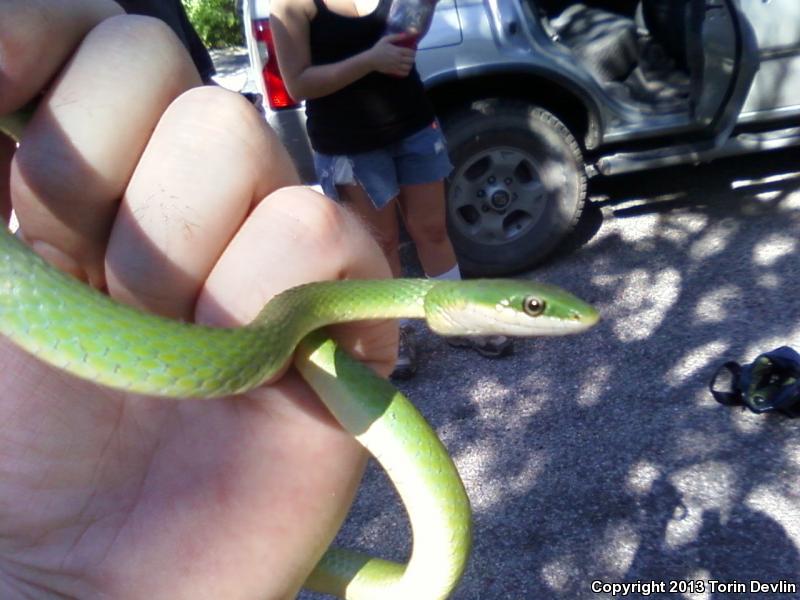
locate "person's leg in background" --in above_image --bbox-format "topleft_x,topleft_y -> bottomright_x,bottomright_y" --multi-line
397,180 -> 456,277
315,151 -> 420,379
335,184 -> 419,379
336,184 -> 402,277
399,183 -> 513,359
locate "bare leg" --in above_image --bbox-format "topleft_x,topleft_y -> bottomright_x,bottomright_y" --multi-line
334,185 -> 419,377
336,184 -> 402,277
397,180 -> 457,277
400,180 -> 513,358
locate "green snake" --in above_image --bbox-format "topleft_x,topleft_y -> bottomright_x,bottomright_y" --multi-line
0,109 -> 599,599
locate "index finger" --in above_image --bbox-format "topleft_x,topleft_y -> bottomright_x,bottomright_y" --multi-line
0,0 -> 123,114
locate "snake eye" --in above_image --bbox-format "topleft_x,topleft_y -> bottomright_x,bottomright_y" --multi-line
523,296 -> 546,317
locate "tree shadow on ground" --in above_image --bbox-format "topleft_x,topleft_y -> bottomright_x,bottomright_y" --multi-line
301,147 -> 800,600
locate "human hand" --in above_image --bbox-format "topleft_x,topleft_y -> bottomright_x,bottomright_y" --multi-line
0,1 -> 394,598
367,33 -> 417,77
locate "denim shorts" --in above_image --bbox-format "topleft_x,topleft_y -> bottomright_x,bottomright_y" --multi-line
314,121 -> 454,210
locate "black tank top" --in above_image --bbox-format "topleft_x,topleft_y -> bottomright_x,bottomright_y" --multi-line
306,0 -> 435,154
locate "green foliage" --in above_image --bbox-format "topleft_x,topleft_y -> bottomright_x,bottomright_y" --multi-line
182,0 -> 243,48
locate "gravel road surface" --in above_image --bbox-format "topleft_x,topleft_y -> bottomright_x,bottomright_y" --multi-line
211,49 -> 800,600
305,150 -> 800,600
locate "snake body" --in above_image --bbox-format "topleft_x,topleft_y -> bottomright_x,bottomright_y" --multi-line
0,110 -> 599,599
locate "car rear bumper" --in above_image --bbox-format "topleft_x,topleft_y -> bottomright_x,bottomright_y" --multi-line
266,106 -> 317,184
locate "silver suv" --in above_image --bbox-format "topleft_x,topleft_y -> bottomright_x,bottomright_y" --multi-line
242,0 -> 800,275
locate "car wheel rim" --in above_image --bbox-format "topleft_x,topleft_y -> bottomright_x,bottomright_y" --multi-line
448,146 -> 548,246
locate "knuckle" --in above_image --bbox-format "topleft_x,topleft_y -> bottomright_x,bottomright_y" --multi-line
169,86 -> 257,133
92,15 -> 198,81
265,187 -> 348,246
252,187 -> 390,282
96,14 -> 176,50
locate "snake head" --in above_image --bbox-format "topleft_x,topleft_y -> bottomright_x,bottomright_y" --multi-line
423,279 -> 599,337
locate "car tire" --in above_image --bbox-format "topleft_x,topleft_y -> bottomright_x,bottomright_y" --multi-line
441,99 -> 587,276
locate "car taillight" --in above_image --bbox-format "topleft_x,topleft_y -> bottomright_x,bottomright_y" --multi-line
253,19 -> 299,110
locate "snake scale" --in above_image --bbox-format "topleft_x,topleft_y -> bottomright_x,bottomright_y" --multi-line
0,107 -> 599,599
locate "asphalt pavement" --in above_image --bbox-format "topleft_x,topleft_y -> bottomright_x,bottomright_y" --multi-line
212,53 -> 800,600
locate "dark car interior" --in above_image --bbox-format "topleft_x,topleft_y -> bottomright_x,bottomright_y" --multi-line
536,0 -> 694,112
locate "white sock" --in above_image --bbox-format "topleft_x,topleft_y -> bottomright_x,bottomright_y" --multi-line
429,264 -> 461,281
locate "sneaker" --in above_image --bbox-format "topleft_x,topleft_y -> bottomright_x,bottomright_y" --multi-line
447,335 -> 514,358
390,325 -> 418,380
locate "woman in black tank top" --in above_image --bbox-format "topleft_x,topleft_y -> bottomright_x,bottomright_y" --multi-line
271,0 -> 513,378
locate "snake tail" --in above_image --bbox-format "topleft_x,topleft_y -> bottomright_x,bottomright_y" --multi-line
297,331 -> 471,600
